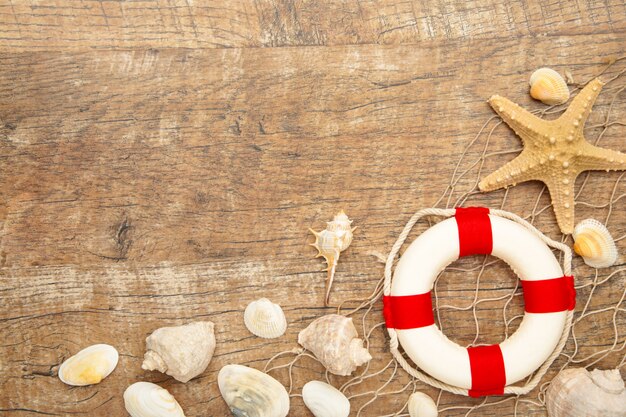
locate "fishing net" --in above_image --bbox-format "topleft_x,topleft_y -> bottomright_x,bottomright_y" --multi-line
266,56 -> 625,416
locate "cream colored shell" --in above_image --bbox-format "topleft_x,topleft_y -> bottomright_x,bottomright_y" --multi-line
302,380 -> 350,417
298,314 -> 371,376
572,219 -> 618,268
546,368 -> 626,417
218,364 -> 290,417
408,392 -> 438,417
529,68 -> 570,105
244,298 -> 287,339
58,344 -> 118,386
124,382 -> 186,417
142,321 -> 216,383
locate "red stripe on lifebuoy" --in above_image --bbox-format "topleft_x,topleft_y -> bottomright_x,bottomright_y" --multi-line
522,275 -> 576,313
467,344 -> 506,397
383,293 -> 435,329
455,207 -> 493,257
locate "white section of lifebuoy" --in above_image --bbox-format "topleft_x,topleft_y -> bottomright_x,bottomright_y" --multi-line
391,214 -> 567,390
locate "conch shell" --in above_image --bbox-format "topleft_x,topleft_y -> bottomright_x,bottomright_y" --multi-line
408,392 -> 438,417
142,321 -> 216,383
529,68 -> 570,105
298,314 -> 371,376
124,382 -> 186,417
546,368 -> 626,417
302,380 -> 350,417
572,219 -> 618,268
218,364 -> 290,417
244,298 -> 287,339
310,211 -> 356,305
58,344 -> 118,386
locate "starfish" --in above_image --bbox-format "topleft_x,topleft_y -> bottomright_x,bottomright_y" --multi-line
479,78 -> 626,234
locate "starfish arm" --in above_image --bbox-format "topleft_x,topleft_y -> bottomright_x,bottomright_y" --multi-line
576,141 -> 626,172
488,95 -> 549,147
479,150 -> 543,191
544,178 -> 577,234
559,78 -> 604,134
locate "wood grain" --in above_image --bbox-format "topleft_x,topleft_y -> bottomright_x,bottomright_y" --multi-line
1,2 -> 625,416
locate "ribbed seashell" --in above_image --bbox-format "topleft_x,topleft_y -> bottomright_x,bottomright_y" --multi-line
124,382 -> 186,417
546,368 -> 626,417
572,219 -> 618,268
310,211 -> 357,306
142,321 -> 216,383
302,381 -> 350,417
218,364 -> 290,417
58,344 -> 118,386
408,392 -> 438,417
244,298 -> 287,339
529,68 -> 570,105
298,314 -> 371,376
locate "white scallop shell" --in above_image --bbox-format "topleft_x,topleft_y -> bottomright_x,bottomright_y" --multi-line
408,392 -> 438,417
244,298 -> 287,339
58,344 -> 118,386
573,219 -> 618,268
124,382 -> 186,417
546,368 -> 626,417
529,68 -> 570,105
218,364 -> 290,417
302,381 -> 350,417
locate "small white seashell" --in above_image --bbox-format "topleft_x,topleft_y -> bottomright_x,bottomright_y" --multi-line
298,314 -> 371,376
302,381 -> 350,417
218,364 -> 290,417
546,368 -> 626,417
142,321 -> 216,383
58,344 -> 118,386
244,298 -> 287,339
572,219 -> 618,268
310,210 -> 357,306
408,392 -> 438,417
124,382 -> 186,417
529,68 -> 570,105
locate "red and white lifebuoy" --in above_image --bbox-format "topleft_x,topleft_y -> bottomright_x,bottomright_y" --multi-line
384,207 -> 575,397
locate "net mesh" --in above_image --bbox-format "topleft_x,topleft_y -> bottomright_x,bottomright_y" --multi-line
266,56 -> 625,416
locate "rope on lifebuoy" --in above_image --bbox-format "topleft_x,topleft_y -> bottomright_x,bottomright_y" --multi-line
383,208 -> 573,397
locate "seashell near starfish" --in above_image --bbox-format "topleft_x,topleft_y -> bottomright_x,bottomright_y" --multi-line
408,392 -> 438,417
545,368 -> 626,417
58,344 -> 118,386
298,314 -> 371,376
244,298 -> 287,339
572,219 -> 618,268
141,321 -> 216,383
302,380 -> 350,417
529,68 -> 570,105
218,364 -> 290,417
480,78 -> 626,234
310,211 -> 356,306
124,382 -> 186,417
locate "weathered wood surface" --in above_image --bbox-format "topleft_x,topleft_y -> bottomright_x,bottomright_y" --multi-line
1,1 -> 625,416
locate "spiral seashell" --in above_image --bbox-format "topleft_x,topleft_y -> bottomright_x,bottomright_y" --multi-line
218,364 -> 290,417
58,344 -> 118,386
529,68 -> 570,105
298,314 -> 371,376
302,381 -> 350,417
407,392 -> 438,417
244,298 -> 287,339
310,211 -> 357,306
546,368 -> 626,417
124,382 -> 186,417
572,219 -> 618,268
142,321 -> 216,383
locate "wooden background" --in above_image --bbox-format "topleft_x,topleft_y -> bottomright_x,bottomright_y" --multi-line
1,1 -> 625,416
